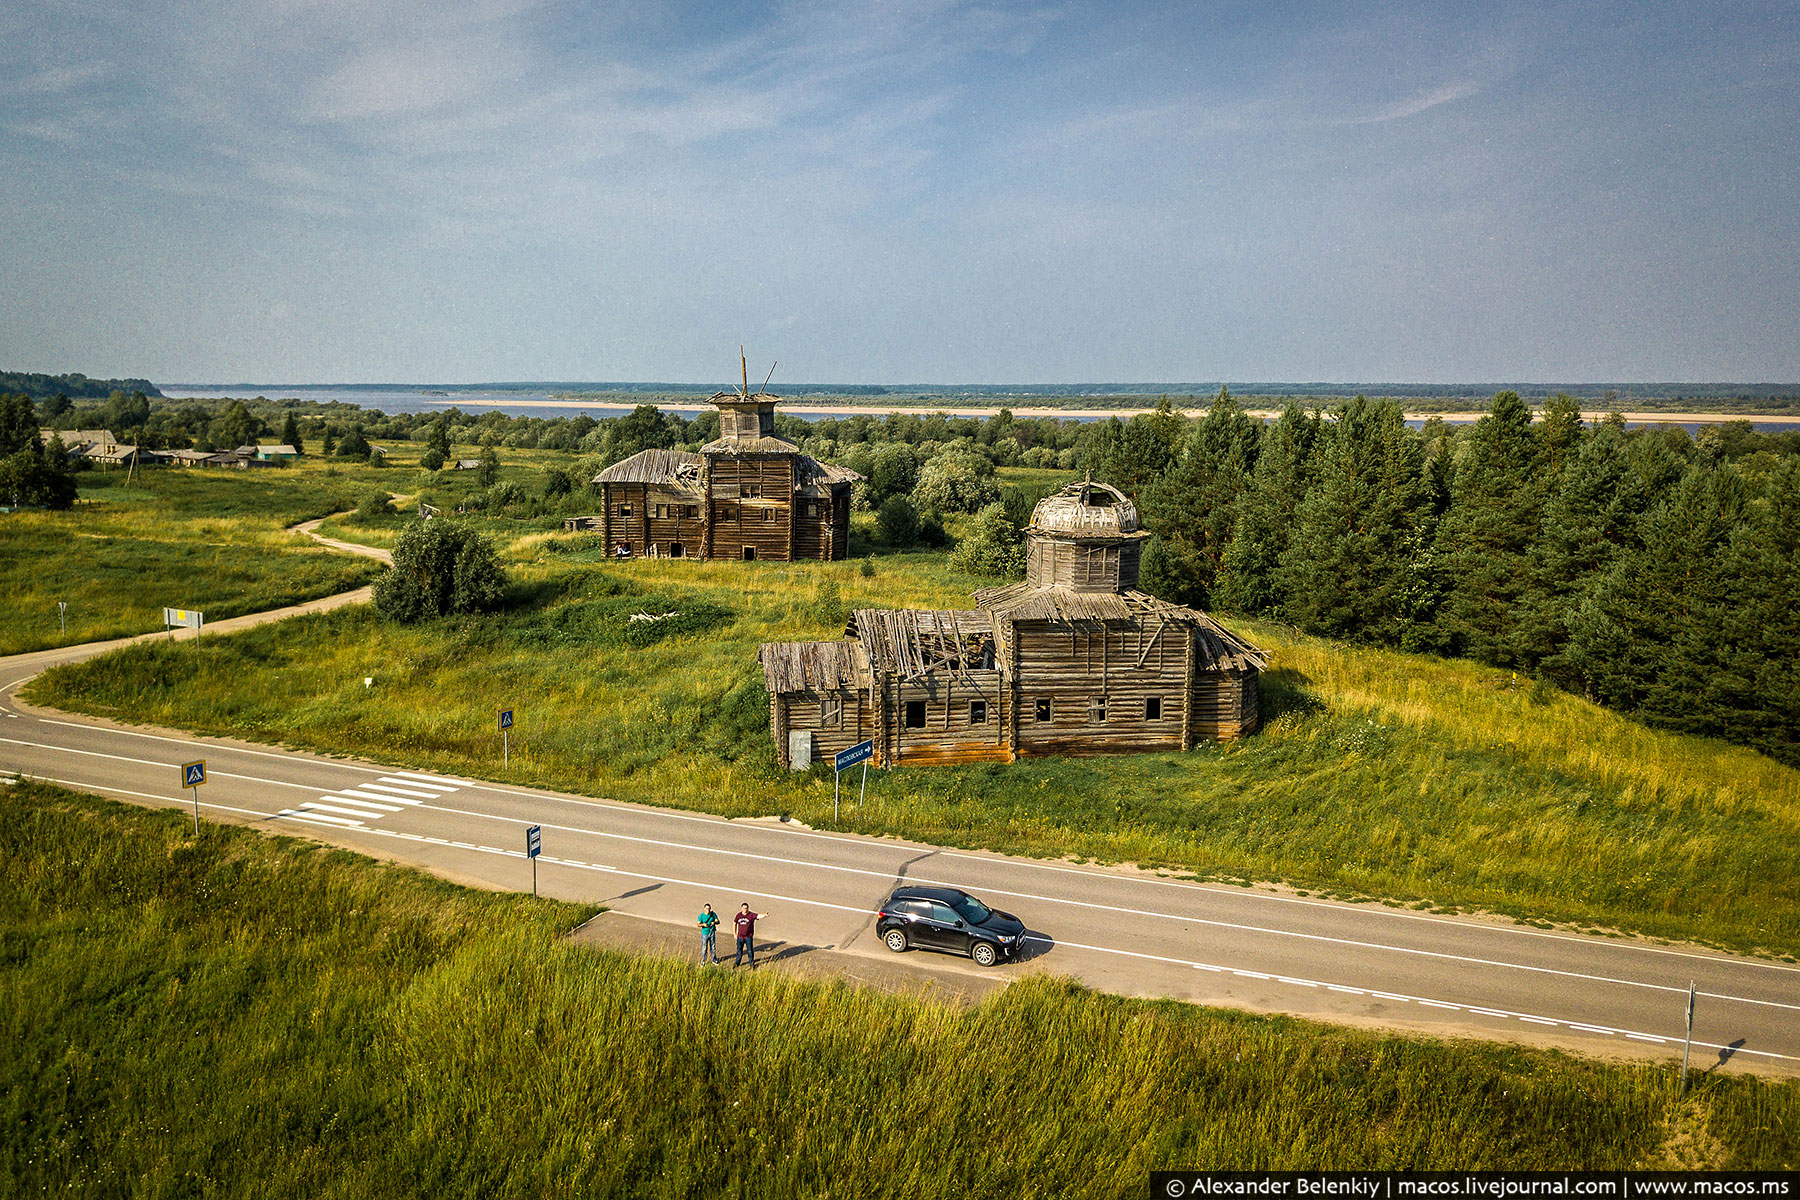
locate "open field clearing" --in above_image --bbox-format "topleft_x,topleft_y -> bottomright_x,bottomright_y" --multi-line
27,519 -> 1800,959
3,782 -> 1794,1195
0,466 -> 394,655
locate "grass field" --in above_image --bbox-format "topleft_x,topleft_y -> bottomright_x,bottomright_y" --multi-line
27,515 -> 1800,959
0,465 -> 393,655
3,781 -> 1793,1197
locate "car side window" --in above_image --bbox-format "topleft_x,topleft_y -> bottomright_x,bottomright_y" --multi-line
929,902 -> 960,924
896,899 -> 929,918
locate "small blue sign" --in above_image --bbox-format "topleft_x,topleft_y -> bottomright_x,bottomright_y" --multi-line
834,740 -> 874,771
182,760 -> 206,788
525,825 -> 541,858
499,708 -> 514,731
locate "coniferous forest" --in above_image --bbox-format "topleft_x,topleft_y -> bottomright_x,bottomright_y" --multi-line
1092,392 -> 1800,768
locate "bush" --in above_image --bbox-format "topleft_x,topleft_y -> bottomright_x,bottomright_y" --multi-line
912,448 -> 1000,514
949,503 -> 1025,578
876,495 -> 920,547
373,520 -> 507,622
420,446 -> 446,472
354,487 -> 391,523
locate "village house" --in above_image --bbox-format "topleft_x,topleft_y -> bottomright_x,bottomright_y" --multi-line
589,372 -> 858,561
759,480 -> 1264,768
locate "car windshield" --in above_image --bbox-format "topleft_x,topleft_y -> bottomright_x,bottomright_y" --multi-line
950,895 -> 992,925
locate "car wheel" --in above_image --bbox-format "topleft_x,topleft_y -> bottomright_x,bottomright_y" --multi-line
971,941 -> 997,967
884,928 -> 908,953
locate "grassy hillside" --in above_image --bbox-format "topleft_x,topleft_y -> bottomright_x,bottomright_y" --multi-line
0,465 -> 390,655
27,525 -> 1800,959
3,782 -> 1794,1197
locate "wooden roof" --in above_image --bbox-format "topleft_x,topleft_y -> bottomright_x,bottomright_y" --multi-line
759,639 -> 868,694
593,448 -> 704,487
850,608 -> 997,680
700,435 -> 801,455
971,583 -> 1265,670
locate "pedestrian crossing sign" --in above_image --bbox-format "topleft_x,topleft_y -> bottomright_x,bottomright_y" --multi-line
182,761 -> 206,788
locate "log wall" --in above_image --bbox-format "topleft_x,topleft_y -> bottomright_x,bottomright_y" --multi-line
878,668 -> 1011,766
771,688 -> 875,769
1009,619 -> 1189,756
707,456 -> 795,562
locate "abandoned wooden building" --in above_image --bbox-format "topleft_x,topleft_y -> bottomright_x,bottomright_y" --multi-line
759,480 -> 1265,768
590,383 -> 858,561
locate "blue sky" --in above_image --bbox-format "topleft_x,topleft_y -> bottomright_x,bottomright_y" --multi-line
1,1 -> 1796,384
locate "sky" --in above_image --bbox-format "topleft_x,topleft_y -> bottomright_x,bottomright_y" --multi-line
1,1 -> 1797,386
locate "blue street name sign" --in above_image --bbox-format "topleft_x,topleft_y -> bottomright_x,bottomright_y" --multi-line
835,740 -> 874,771
182,761 -> 206,788
499,707 -> 514,731
526,825 -> 542,858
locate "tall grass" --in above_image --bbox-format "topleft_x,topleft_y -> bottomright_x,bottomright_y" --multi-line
2,782 -> 1793,1198
28,542 -> 1800,959
0,465 -> 393,654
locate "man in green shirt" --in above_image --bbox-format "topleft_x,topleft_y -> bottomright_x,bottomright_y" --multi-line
697,904 -> 721,965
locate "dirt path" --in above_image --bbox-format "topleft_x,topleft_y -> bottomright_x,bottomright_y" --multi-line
288,513 -> 394,563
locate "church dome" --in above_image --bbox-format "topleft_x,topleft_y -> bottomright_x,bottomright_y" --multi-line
1028,481 -> 1143,537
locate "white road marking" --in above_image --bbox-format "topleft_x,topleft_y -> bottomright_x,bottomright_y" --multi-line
317,795 -> 402,813
387,771 -> 468,787
276,808 -> 362,828
1628,1033 -> 1668,1044
300,802 -> 389,820
336,788 -> 422,805
1520,1017 -> 1559,1026
1420,1001 -> 1462,1010
358,782 -> 442,800
380,775 -> 457,793
1569,1024 -> 1617,1035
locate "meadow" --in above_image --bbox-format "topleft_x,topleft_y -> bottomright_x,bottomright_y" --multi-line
0,463 -> 393,655
2,781 -> 1793,1198
27,489 -> 1800,960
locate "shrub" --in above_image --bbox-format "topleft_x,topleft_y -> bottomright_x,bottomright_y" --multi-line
876,495 -> 920,547
354,487 -> 391,522
949,503 -> 1024,578
912,448 -> 1000,514
373,520 -> 507,622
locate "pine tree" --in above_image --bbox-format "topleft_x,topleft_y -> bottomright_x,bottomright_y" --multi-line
1560,463 -> 1744,715
1705,457 -> 1800,765
1432,391 -> 1546,666
1274,397 -> 1427,644
1518,417 -> 1629,672
1215,401 -> 1321,616
1136,387 -> 1259,608
280,411 -> 304,456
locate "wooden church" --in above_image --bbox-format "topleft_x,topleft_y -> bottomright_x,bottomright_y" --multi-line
590,361 -> 859,561
759,480 -> 1265,768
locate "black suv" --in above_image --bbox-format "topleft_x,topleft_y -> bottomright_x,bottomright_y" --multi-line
876,886 -> 1027,967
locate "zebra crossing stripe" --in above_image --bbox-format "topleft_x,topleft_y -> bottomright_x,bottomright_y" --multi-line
359,782 -> 439,800
319,795 -> 403,813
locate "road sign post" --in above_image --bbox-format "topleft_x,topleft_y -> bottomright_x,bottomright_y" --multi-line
180,760 -> 206,834
525,824 -> 542,896
499,707 -> 514,768
833,740 -> 875,822
1682,980 -> 1696,1093
163,608 -> 204,642
58,601 -> 66,635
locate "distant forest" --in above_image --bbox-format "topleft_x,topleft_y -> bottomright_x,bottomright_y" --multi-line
18,385 -> 1800,766
0,371 -> 162,401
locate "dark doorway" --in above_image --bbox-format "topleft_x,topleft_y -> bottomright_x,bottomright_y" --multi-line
670,543 -> 685,558
742,546 -> 756,561
904,700 -> 927,728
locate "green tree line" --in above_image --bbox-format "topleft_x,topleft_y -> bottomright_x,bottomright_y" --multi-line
1095,390 -> 1800,766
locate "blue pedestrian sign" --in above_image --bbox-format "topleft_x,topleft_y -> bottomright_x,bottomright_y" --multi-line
182,760 -> 207,788
525,825 -> 542,858
834,740 -> 874,771
498,707 -> 514,731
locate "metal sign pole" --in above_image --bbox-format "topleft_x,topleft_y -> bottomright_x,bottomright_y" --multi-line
191,785 -> 199,835
834,766 -> 841,821
504,728 -> 509,768
1682,981 -> 1695,1093
859,760 -> 868,809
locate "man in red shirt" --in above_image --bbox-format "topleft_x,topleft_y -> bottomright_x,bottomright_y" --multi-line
732,903 -> 767,968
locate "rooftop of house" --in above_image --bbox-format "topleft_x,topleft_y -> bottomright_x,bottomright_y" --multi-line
1028,480 -> 1146,538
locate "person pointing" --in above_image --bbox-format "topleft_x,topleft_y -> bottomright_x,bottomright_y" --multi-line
733,903 -> 768,968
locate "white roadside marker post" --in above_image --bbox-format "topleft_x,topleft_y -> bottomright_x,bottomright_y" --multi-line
1682,981 -> 1696,1093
